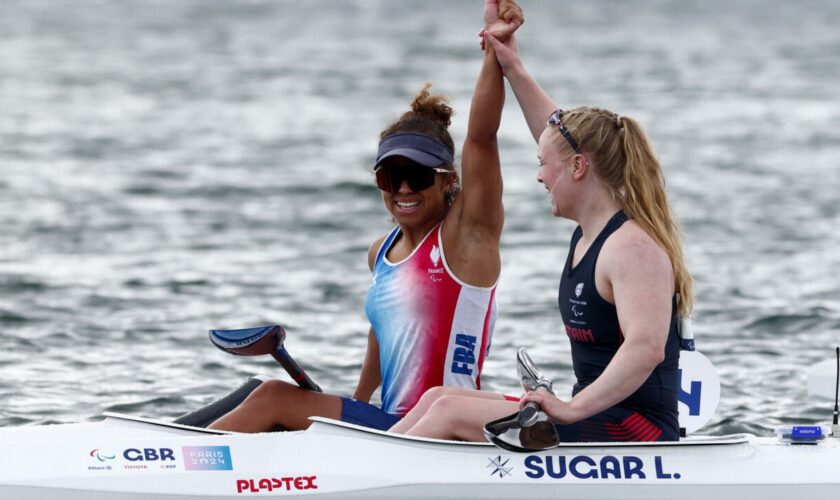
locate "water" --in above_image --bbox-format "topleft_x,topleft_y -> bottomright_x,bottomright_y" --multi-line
1,0 -> 839,436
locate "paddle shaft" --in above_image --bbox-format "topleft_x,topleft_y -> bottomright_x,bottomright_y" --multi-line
272,346 -> 322,392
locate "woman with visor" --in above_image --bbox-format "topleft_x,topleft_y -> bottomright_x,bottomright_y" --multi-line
389,5 -> 693,443
209,0 -> 524,433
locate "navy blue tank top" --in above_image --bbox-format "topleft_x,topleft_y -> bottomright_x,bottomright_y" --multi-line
558,211 -> 679,431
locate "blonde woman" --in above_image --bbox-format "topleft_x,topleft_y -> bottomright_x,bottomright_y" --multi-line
390,11 -> 692,443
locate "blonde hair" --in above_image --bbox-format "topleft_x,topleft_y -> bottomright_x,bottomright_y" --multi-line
553,107 -> 693,315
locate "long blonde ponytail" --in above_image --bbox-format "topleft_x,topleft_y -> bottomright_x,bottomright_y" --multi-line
618,116 -> 693,315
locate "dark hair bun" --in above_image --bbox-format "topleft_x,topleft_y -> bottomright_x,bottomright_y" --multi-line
380,82 -> 456,155
407,82 -> 453,129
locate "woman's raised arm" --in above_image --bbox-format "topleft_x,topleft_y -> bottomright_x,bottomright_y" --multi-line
486,33 -> 556,144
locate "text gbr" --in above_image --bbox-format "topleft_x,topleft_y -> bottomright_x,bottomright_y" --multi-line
124,448 -> 175,462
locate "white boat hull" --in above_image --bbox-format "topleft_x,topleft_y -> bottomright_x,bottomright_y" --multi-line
1,413 -> 838,499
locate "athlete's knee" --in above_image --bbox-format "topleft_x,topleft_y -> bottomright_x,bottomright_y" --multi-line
418,385 -> 450,405
427,395 -> 482,438
427,394 -> 464,419
247,379 -> 296,404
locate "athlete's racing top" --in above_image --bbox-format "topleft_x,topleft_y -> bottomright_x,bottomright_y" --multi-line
365,223 -> 497,416
558,210 -> 680,437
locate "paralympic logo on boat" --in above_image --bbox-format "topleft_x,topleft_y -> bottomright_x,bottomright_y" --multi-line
87,447 -> 180,471
87,448 -> 116,472
89,449 -> 116,462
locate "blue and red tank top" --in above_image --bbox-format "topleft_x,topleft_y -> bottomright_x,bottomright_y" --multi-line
364,223 -> 497,416
558,210 -> 680,437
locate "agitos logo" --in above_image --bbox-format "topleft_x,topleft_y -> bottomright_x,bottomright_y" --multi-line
236,476 -> 318,494
89,449 -> 116,462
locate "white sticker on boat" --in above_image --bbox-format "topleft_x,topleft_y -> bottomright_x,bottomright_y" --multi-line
807,358 -> 837,400
678,350 -> 720,434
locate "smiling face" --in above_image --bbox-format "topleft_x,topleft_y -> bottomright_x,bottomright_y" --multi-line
377,156 -> 455,227
537,129 -> 576,218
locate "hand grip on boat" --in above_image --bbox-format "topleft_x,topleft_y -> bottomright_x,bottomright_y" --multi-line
517,347 -> 552,393
484,348 -> 560,452
516,347 -> 554,425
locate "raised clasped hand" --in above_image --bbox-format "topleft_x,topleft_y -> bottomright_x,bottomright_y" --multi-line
481,0 -> 523,46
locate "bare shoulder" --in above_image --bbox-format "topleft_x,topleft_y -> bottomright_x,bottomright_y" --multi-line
602,220 -> 673,282
367,233 -> 390,271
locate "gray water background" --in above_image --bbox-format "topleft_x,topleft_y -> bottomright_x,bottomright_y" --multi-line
1,0 -> 839,436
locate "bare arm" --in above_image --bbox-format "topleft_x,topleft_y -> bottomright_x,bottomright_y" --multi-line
352,237 -> 388,402
456,38 -> 506,233
521,230 -> 675,423
443,1 -> 522,286
456,0 -> 523,232
485,33 -> 557,143
353,328 -> 382,402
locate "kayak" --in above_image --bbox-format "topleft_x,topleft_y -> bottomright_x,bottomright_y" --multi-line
1,410 -> 838,499
3,328 -> 837,499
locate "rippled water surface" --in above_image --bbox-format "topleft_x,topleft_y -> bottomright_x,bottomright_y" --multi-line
2,0 -> 839,436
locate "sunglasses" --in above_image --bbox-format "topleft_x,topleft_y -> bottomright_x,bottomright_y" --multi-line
548,109 -> 581,153
374,164 -> 451,193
